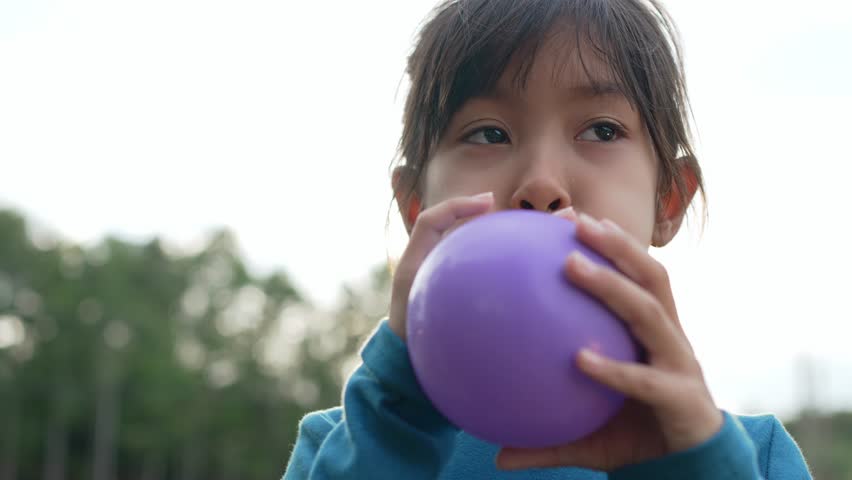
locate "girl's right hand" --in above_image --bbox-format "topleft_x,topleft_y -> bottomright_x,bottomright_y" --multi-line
388,192 -> 495,341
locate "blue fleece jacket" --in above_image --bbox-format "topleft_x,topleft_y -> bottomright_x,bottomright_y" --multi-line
283,320 -> 811,479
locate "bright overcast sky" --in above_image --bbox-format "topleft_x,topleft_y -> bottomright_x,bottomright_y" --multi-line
2,0 -> 851,418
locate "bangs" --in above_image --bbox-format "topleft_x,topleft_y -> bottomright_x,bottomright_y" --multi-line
446,2 -> 625,112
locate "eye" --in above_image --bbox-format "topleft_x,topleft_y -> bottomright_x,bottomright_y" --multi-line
577,122 -> 625,142
464,127 -> 510,145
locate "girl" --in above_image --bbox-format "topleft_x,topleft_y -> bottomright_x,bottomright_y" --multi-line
284,0 -> 811,478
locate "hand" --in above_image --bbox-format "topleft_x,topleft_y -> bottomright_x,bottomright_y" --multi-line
496,208 -> 723,472
388,192 -> 495,341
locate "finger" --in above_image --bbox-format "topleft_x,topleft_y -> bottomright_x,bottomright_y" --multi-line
397,192 -> 495,276
566,252 -> 692,365
497,402 -> 660,471
581,348 -> 723,452
496,445 -> 579,471
576,348 -> 683,409
575,214 -> 678,322
439,199 -> 497,240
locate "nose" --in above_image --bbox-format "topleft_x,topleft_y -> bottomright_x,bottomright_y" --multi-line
510,177 -> 571,213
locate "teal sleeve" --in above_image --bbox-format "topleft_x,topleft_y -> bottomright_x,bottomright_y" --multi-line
610,412 -> 812,480
762,416 -> 811,479
282,319 -> 459,479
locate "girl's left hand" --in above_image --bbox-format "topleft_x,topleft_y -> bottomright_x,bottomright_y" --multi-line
496,209 -> 723,472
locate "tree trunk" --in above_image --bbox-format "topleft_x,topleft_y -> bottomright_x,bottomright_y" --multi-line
0,405 -> 18,480
139,453 -> 163,480
92,361 -> 119,480
218,444 -> 238,480
178,441 -> 200,480
42,417 -> 66,480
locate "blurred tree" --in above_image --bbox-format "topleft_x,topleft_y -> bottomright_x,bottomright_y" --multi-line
0,210 -> 318,479
786,410 -> 852,480
295,263 -> 392,413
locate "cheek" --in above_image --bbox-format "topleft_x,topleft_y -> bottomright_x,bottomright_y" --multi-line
421,158 -> 452,208
423,154 -> 502,207
611,152 -> 658,243
578,167 -> 657,245
623,184 -> 658,245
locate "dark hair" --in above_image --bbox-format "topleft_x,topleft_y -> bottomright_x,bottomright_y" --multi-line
391,0 -> 705,222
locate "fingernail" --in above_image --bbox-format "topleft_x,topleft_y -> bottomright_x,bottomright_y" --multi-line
570,251 -> 597,274
471,192 -> 494,201
554,206 -> 576,218
601,218 -> 622,233
578,348 -> 603,366
579,213 -> 604,235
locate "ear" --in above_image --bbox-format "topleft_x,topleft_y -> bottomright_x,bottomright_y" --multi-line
392,166 -> 422,235
652,161 -> 699,247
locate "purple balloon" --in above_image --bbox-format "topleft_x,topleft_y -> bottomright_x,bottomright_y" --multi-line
407,210 -> 640,448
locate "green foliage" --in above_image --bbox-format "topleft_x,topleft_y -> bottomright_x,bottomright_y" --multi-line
786,411 -> 852,480
0,209 -> 389,479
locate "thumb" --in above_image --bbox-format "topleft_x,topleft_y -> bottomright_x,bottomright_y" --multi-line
495,444 -> 587,471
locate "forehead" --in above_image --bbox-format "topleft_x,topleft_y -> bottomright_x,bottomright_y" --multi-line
490,28 -> 623,102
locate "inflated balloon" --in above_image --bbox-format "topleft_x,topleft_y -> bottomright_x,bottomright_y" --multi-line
407,209 -> 640,448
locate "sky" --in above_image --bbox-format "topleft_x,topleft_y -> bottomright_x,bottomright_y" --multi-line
1,0 -> 851,418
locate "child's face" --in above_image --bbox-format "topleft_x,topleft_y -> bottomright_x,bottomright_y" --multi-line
422,33 -> 664,248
